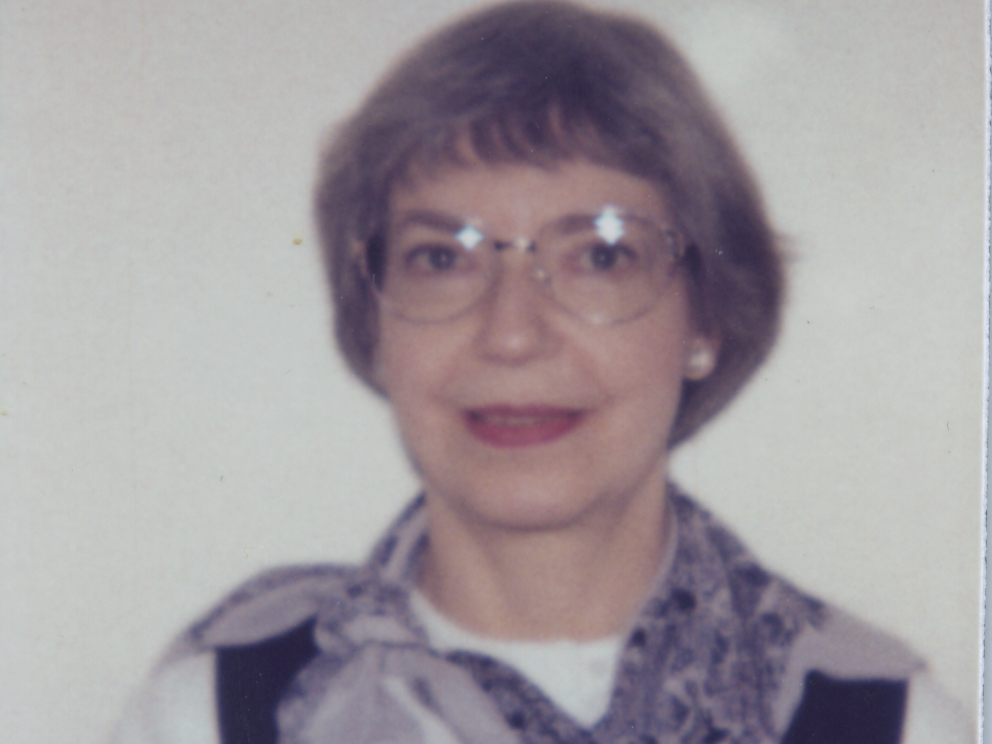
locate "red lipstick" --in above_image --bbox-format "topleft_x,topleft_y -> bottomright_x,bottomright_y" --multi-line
464,405 -> 585,447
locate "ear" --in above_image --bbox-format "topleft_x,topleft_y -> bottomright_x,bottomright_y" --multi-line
683,337 -> 719,381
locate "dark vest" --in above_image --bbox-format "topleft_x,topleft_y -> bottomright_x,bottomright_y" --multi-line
214,620 -> 908,744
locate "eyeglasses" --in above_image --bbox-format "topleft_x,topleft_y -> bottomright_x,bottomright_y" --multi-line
365,206 -> 685,325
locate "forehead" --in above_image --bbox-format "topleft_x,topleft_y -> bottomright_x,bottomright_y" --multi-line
389,159 -> 674,229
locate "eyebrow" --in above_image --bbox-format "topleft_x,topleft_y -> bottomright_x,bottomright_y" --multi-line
553,213 -> 599,234
391,209 -> 467,234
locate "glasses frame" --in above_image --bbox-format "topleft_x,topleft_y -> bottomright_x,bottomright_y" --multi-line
360,207 -> 687,326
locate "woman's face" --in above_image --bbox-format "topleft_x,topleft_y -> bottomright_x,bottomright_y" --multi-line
376,159 -> 714,533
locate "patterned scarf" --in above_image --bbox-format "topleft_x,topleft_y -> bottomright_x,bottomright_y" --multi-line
170,489 -> 917,743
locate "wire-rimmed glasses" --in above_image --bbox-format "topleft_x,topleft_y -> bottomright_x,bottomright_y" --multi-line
364,206 -> 685,325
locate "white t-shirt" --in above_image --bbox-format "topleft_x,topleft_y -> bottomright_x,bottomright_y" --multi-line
409,589 -> 624,728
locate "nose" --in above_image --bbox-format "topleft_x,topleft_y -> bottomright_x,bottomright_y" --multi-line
474,246 -> 556,364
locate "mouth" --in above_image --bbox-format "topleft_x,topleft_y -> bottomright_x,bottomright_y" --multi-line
463,405 -> 586,447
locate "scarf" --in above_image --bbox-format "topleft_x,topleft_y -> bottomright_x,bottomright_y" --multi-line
167,490 -> 921,744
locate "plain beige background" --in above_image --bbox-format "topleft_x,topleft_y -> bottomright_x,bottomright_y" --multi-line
0,0 -> 984,742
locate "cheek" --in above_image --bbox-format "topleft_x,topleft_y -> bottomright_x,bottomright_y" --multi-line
604,341 -> 687,444
590,307 -> 694,448
376,319 -> 457,428
378,321 -> 425,406
601,302 -> 693,399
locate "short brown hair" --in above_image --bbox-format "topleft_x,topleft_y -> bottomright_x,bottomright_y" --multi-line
315,0 -> 783,446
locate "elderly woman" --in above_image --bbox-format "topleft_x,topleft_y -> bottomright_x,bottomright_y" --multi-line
114,2 -> 968,743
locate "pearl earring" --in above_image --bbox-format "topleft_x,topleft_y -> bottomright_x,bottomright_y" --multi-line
685,346 -> 714,379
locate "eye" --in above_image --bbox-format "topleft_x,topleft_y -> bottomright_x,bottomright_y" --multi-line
421,245 -> 457,270
401,242 -> 473,275
589,243 -> 622,270
577,241 -> 639,273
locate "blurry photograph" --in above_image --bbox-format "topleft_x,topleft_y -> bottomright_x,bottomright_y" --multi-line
0,1 -> 983,742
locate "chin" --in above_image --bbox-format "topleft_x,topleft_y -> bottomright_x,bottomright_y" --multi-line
478,501 -> 593,533
436,476 -> 610,534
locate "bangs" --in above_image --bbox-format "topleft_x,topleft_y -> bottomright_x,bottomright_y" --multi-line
397,105 -> 632,188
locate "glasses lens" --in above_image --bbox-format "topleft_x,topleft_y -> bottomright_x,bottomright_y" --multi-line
379,222 -> 491,322
540,213 -> 682,324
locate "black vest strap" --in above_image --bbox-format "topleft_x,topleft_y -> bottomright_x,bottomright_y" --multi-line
215,619 -> 319,744
781,670 -> 908,744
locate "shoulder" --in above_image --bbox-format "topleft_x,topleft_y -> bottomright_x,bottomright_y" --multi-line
115,563 -> 367,744
772,607 -> 925,738
670,491 -> 927,739
112,654 -> 217,744
902,671 -> 974,744
671,491 -> 922,669
160,563 -> 362,664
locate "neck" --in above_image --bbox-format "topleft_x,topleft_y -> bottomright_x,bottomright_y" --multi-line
417,485 -> 671,641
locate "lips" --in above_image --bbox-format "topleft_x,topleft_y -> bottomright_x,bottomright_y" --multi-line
463,405 -> 585,447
